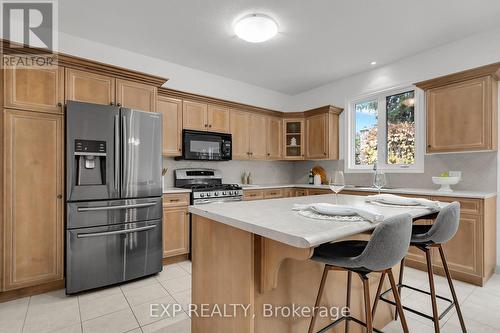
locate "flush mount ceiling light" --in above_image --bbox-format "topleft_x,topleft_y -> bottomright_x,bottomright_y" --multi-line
234,14 -> 278,43
370,61 -> 377,65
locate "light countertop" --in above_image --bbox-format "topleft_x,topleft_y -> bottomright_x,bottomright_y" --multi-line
189,194 -> 444,248
163,184 -> 496,199
162,187 -> 191,194
239,184 -> 496,199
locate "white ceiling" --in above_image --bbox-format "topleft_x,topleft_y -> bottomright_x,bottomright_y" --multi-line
59,0 -> 500,95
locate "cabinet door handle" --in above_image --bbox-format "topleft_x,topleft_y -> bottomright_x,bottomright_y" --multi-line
117,103 -> 122,106
110,102 -> 114,105
57,102 -> 62,107
169,199 -> 180,202
208,124 -> 212,128
205,124 -> 208,128
427,144 -> 431,148
57,194 -> 63,199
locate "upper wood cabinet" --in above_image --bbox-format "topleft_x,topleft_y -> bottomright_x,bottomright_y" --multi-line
4,63 -> 64,113
230,109 -> 251,160
183,100 -> 208,131
416,63 -> 500,154
2,109 -> 64,290
157,96 -> 182,156
283,119 -> 305,160
65,68 -> 115,105
249,114 -> 267,160
267,117 -> 282,160
116,79 -> 157,112
207,105 -> 230,133
305,109 -> 341,160
230,110 -> 268,160
182,100 -> 230,133
425,76 -> 498,153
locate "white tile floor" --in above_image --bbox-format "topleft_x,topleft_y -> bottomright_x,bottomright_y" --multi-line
1,262 -> 500,333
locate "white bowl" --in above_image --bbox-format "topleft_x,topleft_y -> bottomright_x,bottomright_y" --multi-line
432,176 -> 460,192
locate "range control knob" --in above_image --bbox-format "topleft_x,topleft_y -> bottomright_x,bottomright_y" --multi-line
200,193 -> 205,198
222,191 -> 227,196
214,192 -> 219,196
206,192 -> 211,197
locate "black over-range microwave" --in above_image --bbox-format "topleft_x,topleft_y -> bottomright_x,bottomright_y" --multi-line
177,130 -> 232,161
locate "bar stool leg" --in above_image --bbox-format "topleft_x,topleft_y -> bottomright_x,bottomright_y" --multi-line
395,257 -> 405,320
388,268 -> 409,333
345,271 -> 352,333
308,266 -> 330,333
438,245 -> 467,333
425,248 -> 441,333
360,274 -> 373,333
371,271 -> 386,319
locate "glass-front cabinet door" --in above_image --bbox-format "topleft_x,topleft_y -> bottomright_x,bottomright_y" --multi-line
283,119 -> 305,160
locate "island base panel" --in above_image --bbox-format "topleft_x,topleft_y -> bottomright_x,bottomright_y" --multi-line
192,215 -> 397,333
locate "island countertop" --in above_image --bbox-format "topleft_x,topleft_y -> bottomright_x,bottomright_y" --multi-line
189,193 -> 442,248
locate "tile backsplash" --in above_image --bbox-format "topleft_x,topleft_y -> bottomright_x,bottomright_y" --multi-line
293,151 -> 498,192
163,158 -> 295,187
164,151 -> 497,193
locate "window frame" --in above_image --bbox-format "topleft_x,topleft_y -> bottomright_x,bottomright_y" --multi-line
346,85 -> 425,173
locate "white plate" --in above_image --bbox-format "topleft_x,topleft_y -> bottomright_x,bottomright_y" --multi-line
309,203 -> 357,216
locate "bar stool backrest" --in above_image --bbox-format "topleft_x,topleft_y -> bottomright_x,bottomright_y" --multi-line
423,202 -> 460,244
357,214 -> 412,271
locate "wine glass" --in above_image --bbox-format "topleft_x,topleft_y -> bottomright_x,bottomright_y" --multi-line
329,171 -> 345,204
373,170 -> 387,194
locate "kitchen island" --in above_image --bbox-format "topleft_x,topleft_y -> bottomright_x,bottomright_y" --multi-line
189,194 -> 441,333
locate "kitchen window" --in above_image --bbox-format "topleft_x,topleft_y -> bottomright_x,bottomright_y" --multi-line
346,86 -> 424,173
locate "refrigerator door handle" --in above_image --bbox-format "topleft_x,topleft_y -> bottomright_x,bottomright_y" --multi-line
114,115 -> 120,192
76,225 -> 156,238
121,115 -> 127,195
76,202 -> 157,212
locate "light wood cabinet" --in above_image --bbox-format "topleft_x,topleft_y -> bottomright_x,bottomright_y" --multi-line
243,190 -> 264,201
283,119 -> 305,160
4,64 -> 64,114
65,68 -> 115,105
157,96 -> 182,156
230,109 -> 251,160
207,105 -> 230,133
425,75 -> 498,153
249,114 -> 267,160
162,207 -> 190,258
2,109 -> 64,290
266,117 -> 282,160
116,79 -> 157,112
305,109 -> 341,160
162,193 -> 190,258
306,189 -> 330,196
183,100 -> 207,131
263,189 -> 284,199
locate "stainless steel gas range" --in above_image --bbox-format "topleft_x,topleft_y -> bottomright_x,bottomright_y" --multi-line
174,168 -> 243,205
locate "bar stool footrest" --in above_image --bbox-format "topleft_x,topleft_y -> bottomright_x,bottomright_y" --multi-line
314,315 -> 385,333
379,283 -> 456,321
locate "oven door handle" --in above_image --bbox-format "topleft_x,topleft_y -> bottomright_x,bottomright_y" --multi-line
77,225 -> 156,238
77,202 -> 157,212
194,197 -> 242,204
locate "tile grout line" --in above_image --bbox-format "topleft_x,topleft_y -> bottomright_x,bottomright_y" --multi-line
20,296 -> 32,333
76,294 -> 84,333
121,285 -> 145,331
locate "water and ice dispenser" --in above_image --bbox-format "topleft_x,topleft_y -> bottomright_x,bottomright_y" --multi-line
74,139 -> 107,186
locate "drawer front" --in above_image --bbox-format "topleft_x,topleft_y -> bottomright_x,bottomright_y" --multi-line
295,189 -> 308,197
163,193 -> 190,207
263,188 -> 284,199
431,196 -> 482,215
244,190 -> 264,201
307,189 -> 330,196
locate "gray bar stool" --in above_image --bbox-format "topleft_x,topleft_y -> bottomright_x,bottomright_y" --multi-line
308,214 -> 412,333
378,202 -> 467,333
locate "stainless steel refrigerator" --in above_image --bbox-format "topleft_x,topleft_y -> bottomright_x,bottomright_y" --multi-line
65,101 -> 163,294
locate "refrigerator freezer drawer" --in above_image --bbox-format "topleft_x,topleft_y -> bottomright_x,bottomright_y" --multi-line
66,197 -> 162,229
66,219 -> 162,294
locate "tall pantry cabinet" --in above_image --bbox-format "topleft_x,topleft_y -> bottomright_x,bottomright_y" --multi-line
1,51 -> 167,297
